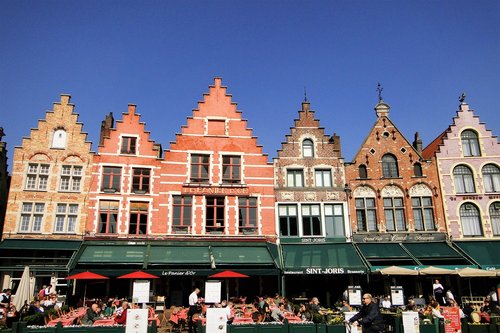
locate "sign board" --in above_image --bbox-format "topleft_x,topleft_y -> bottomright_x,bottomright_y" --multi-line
205,280 -> 222,304
206,307 -> 229,333
352,233 -> 446,243
132,280 -> 150,304
442,307 -> 461,333
283,267 -> 366,275
402,311 -> 420,333
348,286 -> 363,306
125,308 -> 148,333
391,286 -> 405,306
345,311 -> 359,333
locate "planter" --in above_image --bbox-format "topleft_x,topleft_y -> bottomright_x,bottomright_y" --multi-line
326,325 -> 346,333
229,324 -> 258,333
420,322 -> 439,333
288,322 -> 316,333
317,323 -> 327,333
256,323 -> 285,333
467,324 -> 492,333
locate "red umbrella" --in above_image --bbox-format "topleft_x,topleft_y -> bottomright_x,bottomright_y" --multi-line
209,270 -> 249,278
209,270 -> 249,301
117,271 -> 159,279
65,271 -> 109,304
66,271 -> 109,280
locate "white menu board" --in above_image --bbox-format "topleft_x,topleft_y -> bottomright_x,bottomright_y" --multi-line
125,309 -> 148,333
205,280 -> 221,304
132,280 -> 150,304
402,311 -> 420,333
348,286 -> 362,306
390,286 -> 405,306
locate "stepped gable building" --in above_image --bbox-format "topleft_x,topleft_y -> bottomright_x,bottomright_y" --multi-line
0,127 -> 9,237
1,95 -> 93,289
85,104 -> 162,237
344,96 -> 473,285
422,96 -> 500,270
273,100 -> 366,306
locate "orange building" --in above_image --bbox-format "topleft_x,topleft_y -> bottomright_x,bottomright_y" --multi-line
1,95 -> 92,290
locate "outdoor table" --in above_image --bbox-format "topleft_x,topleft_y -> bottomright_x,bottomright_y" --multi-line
286,316 -> 302,323
93,318 -> 116,326
46,316 -> 77,327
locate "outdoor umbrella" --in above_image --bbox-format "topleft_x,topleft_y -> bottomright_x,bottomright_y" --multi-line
378,266 -> 419,275
13,266 -> 32,309
418,266 -> 456,275
208,270 -> 249,301
65,271 -> 109,304
455,267 -> 496,298
117,271 -> 159,279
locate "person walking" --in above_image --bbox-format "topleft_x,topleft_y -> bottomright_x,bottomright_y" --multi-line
433,279 -> 446,306
188,288 -> 200,333
348,293 -> 385,333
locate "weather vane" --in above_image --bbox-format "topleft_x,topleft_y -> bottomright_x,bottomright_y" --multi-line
459,92 -> 466,103
304,86 -> 308,102
376,83 -> 383,102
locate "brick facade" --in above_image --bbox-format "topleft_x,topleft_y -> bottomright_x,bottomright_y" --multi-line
274,101 -> 350,240
3,95 -> 93,239
345,100 -> 445,235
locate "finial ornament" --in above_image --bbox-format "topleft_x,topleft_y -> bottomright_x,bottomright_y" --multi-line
304,86 -> 308,102
459,92 -> 466,103
377,83 -> 383,102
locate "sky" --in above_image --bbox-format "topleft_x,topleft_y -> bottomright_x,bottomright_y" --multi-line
1,0 -> 499,170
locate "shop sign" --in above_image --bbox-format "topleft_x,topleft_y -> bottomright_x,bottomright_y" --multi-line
352,232 -> 446,243
284,267 -> 365,275
161,270 -> 197,276
301,237 -> 326,243
182,186 -> 249,195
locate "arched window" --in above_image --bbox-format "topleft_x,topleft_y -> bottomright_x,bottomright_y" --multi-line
490,202 -> 500,236
482,164 -> 500,193
453,165 -> 475,193
51,129 -> 67,148
302,139 -> 314,157
460,203 -> 483,236
413,163 -> 423,177
461,130 -> 481,157
382,154 -> 399,178
358,165 -> 368,179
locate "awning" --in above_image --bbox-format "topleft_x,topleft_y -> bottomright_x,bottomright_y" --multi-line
148,246 -> 211,265
211,246 -> 276,266
77,245 -> 146,264
454,241 -> 500,270
282,243 -> 367,275
355,242 -> 474,271
0,239 -> 82,271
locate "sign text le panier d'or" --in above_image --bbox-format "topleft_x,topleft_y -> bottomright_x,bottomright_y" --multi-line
182,186 -> 249,195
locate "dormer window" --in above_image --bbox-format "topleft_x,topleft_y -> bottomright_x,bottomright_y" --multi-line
358,165 -> 368,179
413,163 -> 423,177
302,139 -> 314,157
382,154 -> 399,178
121,136 -> 137,155
52,129 -> 67,148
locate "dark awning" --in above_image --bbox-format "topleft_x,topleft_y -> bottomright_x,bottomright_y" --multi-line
355,242 -> 474,271
454,241 -> 500,270
148,246 -> 211,265
211,246 -> 277,266
0,239 -> 82,271
77,245 -> 146,264
282,243 -> 367,275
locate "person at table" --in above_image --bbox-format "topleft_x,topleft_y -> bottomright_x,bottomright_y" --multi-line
114,301 -> 129,325
26,300 -> 45,326
81,303 -> 101,325
0,289 -> 12,308
348,293 -> 385,333
382,296 -> 391,309
340,299 -> 352,312
297,303 -> 313,322
271,303 -> 286,322
5,305 -> 19,328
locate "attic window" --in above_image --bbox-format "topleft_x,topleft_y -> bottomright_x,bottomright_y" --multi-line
369,148 -> 376,155
400,147 -> 407,154
121,136 -> 137,155
207,119 -> 226,136
382,131 -> 390,138
51,129 -> 67,149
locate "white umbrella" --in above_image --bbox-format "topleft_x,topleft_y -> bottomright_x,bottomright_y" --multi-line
418,266 -> 457,275
379,265 -> 419,276
455,267 -> 496,277
13,266 -> 32,309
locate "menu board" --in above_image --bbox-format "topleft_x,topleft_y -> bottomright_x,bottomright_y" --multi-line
204,280 -> 221,304
442,307 -> 461,333
402,311 -> 420,333
132,280 -> 150,304
348,286 -> 363,306
391,286 -> 405,306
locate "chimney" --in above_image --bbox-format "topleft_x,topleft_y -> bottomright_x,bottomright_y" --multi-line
99,112 -> 114,146
413,132 -> 422,153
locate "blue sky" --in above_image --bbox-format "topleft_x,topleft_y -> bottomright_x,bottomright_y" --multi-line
1,0 -> 499,170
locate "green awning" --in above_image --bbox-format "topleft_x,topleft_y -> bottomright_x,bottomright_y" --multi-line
78,245 -> 146,264
282,243 -> 367,274
0,239 -> 82,250
402,242 -> 471,266
356,243 -> 418,267
211,246 -> 275,265
148,246 -> 211,265
454,241 -> 500,270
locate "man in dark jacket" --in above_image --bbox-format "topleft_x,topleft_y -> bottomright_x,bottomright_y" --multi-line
348,293 -> 385,333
